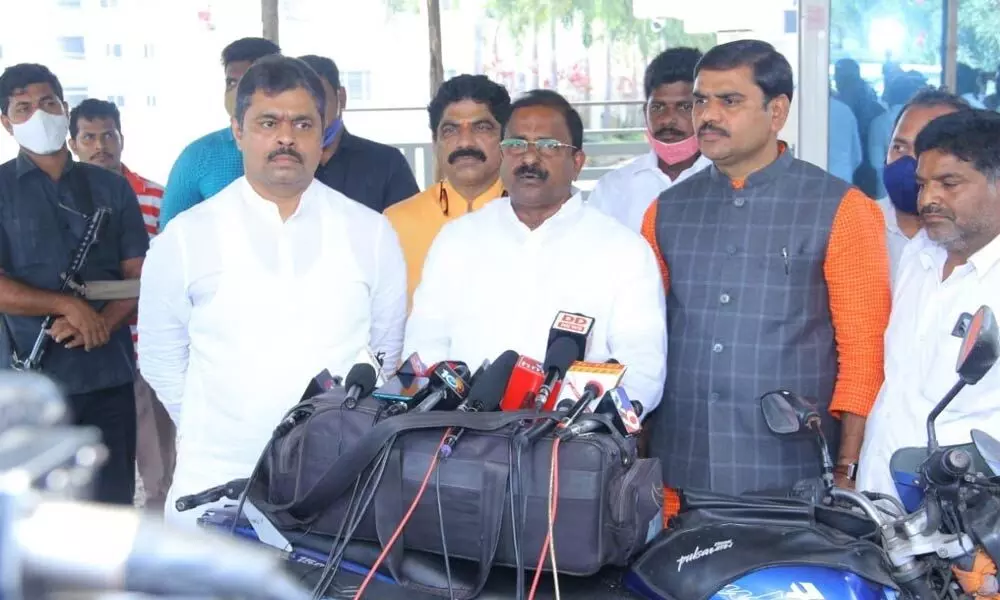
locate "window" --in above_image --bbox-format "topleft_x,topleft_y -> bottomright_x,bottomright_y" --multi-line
100,0 -> 120,7
344,71 -> 372,102
144,44 -> 156,59
106,43 -> 123,58
146,95 -> 157,107
58,36 -> 86,59
65,88 -> 88,108
441,0 -> 459,9
57,0 -> 82,6
107,95 -> 125,107
444,69 -> 458,81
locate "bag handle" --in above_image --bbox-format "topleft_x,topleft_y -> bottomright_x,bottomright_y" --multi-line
263,408 -> 555,518
374,449 -> 509,599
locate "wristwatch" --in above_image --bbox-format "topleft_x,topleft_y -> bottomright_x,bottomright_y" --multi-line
833,462 -> 858,481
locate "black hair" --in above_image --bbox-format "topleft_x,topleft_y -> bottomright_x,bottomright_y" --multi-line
69,98 -> 121,138
234,55 -> 326,127
696,40 -> 795,103
892,87 -> 971,131
506,89 -> 583,149
221,37 -> 281,68
298,55 -> 340,90
644,47 -> 703,98
915,109 -> 1000,179
0,63 -> 64,115
427,74 -> 512,140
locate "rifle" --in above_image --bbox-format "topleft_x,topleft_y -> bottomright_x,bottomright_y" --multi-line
10,207 -> 112,372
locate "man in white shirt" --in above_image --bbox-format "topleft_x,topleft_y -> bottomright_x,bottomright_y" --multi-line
587,48 -> 712,232
858,109 -> 1000,500
877,89 -> 970,283
405,90 -> 667,413
138,56 -> 407,527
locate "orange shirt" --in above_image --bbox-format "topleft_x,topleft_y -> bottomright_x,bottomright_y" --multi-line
385,178 -> 504,307
641,178 -> 891,420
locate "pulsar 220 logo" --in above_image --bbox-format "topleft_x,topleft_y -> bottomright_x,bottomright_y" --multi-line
436,365 -> 467,397
675,539 -> 733,572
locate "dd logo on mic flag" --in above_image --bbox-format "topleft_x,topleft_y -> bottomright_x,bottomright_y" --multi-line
553,311 -> 595,335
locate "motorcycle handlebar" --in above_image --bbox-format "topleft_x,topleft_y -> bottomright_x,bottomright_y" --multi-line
828,487 -> 892,528
175,478 -> 248,512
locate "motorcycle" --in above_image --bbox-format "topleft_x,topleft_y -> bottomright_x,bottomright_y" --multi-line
625,304 -> 1000,600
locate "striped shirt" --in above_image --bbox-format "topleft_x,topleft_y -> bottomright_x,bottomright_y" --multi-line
121,164 -> 164,352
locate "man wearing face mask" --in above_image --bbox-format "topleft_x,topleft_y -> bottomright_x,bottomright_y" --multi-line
299,55 -> 418,213
879,89 -> 970,283
159,37 -> 280,230
858,109 -> 1000,501
405,89 -> 667,412
386,74 -> 511,306
0,64 -> 150,505
587,48 -> 711,232
640,41 -> 891,515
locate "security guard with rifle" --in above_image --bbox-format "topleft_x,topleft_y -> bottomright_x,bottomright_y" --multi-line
0,63 -> 149,505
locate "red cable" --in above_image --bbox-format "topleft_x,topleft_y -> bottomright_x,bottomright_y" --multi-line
353,429 -> 452,599
527,437 -> 561,600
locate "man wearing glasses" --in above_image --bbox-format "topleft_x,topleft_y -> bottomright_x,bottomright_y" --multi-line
404,90 -> 667,414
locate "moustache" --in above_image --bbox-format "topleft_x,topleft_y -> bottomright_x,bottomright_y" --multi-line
654,126 -> 687,140
268,147 -> 303,163
698,124 -> 729,138
448,147 -> 487,164
90,152 -> 114,161
514,164 -> 548,181
919,204 -> 954,220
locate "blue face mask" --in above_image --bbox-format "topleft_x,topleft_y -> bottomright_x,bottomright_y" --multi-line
883,155 -> 920,216
322,117 -> 343,149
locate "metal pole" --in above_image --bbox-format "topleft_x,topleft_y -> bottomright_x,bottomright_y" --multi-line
942,0 -> 958,91
262,0 -> 280,45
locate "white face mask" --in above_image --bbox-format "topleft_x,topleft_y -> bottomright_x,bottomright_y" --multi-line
11,109 -> 69,155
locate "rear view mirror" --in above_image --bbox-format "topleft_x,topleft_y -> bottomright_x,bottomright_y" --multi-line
956,306 -> 999,385
971,429 -> 1000,477
761,390 -> 820,436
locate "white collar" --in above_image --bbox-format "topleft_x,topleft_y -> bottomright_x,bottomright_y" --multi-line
877,196 -> 905,236
916,229 -> 1000,281
502,191 -> 586,233
240,177 -> 314,223
633,150 -> 713,177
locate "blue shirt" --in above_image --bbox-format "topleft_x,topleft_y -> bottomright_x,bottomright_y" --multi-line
0,153 -> 149,394
827,96 -> 863,184
159,127 -> 243,230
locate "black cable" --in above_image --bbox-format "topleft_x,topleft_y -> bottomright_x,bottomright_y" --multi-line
313,439 -> 395,598
435,465 -> 454,599
311,475 -> 363,600
509,438 -> 525,600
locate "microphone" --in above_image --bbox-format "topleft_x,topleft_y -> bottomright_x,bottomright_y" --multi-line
353,347 -> 388,387
372,374 -> 431,413
558,386 -> 642,440
411,361 -> 471,413
532,337 -> 583,412
517,381 -> 604,446
299,369 -> 340,402
343,363 -> 379,409
500,355 -> 546,411
15,500 -> 309,599
439,351 -> 520,457
546,311 -> 596,361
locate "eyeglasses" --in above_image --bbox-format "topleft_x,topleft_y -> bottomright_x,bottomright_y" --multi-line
499,138 -> 577,157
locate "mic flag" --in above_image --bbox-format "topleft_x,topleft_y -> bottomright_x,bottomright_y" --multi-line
547,311 -> 595,360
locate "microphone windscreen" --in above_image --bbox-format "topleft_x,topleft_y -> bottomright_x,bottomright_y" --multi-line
543,337 -> 580,376
345,363 -> 378,396
467,350 -> 519,411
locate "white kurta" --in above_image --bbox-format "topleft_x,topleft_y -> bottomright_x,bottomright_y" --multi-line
585,151 -> 711,233
404,193 -> 668,415
138,178 -> 406,527
857,229 -> 1000,500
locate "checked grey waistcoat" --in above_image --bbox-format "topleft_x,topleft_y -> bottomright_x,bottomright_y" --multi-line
649,150 -> 851,495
